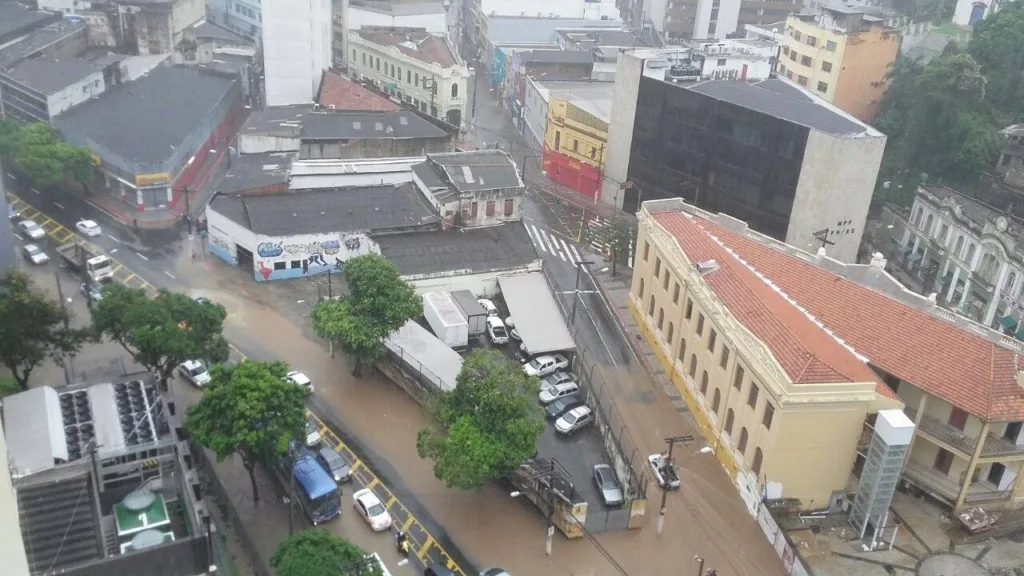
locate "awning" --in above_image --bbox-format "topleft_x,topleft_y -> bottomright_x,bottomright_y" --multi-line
498,273 -> 576,355
1000,315 -> 1019,331
2,386 -> 68,477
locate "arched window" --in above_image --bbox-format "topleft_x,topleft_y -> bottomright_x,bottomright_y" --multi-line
711,388 -> 721,413
752,448 -> 763,476
451,83 -> 459,98
1006,271 -> 1017,293
678,338 -> 687,362
912,207 -> 922,226
638,278 -> 645,299
667,322 -> 674,345
657,308 -> 665,330
688,355 -> 697,378
700,371 -> 709,395
924,214 -> 934,234
725,409 -> 734,434
966,243 -> 977,265
954,235 -> 964,258
648,295 -> 656,316
738,427 -> 749,455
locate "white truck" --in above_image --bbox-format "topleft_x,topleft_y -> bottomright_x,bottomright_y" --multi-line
57,241 -> 114,283
422,292 -> 469,348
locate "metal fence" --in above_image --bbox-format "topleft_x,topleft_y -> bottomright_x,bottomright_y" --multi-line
381,341 -> 447,402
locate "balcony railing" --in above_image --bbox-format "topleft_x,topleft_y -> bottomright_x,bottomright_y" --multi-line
904,408 -> 1024,459
903,461 -> 1013,506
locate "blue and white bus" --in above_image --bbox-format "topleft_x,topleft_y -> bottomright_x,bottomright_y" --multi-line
275,447 -> 342,525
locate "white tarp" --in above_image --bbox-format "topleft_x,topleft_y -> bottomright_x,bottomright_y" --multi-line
498,273 -> 576,355
3,387 -> 68,477
385,320 -> 463,391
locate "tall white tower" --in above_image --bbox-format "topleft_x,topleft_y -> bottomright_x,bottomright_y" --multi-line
849,409 -> 914,549
263,0 -> 332,106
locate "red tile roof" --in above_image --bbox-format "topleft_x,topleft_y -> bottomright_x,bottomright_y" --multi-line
357,29 -> 458,68
653,209 -> 1024,420
317,72 -> 400,112
651,212 -> 888,391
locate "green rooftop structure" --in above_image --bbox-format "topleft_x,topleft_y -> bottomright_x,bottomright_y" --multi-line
114,490 -> 171,538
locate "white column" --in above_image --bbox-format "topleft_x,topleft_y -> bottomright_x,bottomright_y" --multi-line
946,266 -> 962,303
959,278 -> 972,310
912,236 -> 921,256
984,260 -> 1010,327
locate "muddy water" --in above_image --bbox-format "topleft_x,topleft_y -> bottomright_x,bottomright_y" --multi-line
178,254 -> 785,576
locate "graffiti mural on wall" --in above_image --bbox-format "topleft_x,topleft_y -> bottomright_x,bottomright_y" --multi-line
252,233 -> 372,281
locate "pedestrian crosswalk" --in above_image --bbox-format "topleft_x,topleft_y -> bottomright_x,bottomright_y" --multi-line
525,222 -> 585,265
584,215 -> 636,265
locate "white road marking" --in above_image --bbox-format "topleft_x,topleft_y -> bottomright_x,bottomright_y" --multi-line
538,228 -> 559,254
527,225 -> 548,253
30,188 -> 40,195
558,238 -> 577,264
557,250 -> 567,262
569,244 -> 582,262
136,252 -> 149,261
5,173 -> 14,179
110,248 -> 118,253
164,271 -> 176,279
107,234 -> 121,243
13,233 -> 22,240
53,202 -> 65,210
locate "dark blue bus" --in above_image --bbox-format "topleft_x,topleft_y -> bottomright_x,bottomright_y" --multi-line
276,447 -> 342,525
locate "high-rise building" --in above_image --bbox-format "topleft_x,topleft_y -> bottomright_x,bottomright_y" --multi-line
263,0 -> 332,106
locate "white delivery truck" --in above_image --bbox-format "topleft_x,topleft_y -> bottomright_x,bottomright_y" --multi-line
422,292 -> 470,348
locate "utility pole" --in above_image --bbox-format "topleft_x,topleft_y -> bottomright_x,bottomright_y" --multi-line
656,434 -> 693,536
569,260 -> 594,325
695,556 -> 705,576
545,460 -> 555,557
287,452 -> 296,536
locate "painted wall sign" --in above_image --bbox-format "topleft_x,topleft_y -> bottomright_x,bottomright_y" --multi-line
251,232 -> 378,282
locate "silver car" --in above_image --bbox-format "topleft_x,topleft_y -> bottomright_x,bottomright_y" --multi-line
593,464 -> 624,507
22,244 -> 49,265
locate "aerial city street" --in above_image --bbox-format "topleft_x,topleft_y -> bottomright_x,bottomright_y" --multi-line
1,1 -> 1024,576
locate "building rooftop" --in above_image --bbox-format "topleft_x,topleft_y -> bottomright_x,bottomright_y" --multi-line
241,104 -> 312,139
55,65 -> 237,165
0,3 -> 59,44
4,57 -> 99,95
357,27 -> 459,68
1001,124 -> 1024,138
903,30 -> 954,66
317,71 -> 400,112
425,149 -> 523,192
557,28 -> 644,50
486,17 -> 623,47
517,49 -> 594,64
215,152 -> 295,194
209,183 -> 441,236
919,185 -> 1024,245
377,221 -> 538,277
534,79 -> 615,120
0,18 -> 86,70
189,20 -> 252,44
349,0 -> 446,16
647,199 -> 1024,421
384,320 -> 462,391
685,79 -> 881,137
299,110 -> 450,140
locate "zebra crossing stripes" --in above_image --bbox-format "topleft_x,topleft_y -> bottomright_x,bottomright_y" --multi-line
525,223 -> 583,265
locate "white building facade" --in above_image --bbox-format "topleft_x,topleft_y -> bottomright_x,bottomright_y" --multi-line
478,0 -> 619,19
263,0 -> 332,106
953,0 -> 999,27
207,0 -> 264,38
348,1 -> 447,33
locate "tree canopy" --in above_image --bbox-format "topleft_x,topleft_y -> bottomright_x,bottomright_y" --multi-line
969,1 -> 1024,123
90,285 -> 229,389
416,349 -> 544,489
0,122 -> 95,189
311,253 -> 420,376
0,270 -> 91,390
271,530 -> 382,576
185,360 -> 309,504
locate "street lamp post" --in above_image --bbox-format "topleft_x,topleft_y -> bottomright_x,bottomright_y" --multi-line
510,460 -> 565,557
657,437 -> 712,536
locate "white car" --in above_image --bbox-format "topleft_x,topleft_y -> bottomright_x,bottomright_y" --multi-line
649,452 -> 681,490
76,219 -> 101,237
21,244 -> 49,264
285,371 -> 314,392
353,488 -> 392,531
304,421 -> 322,447
177,360 -> 211,387
555,405 -> 593,435
477,298 -> 499,316
523,354 -> 570,377
486,316 -> 509,345
539,381 -> 580,405
540,371 -> 575,389
18,219 -> 45,240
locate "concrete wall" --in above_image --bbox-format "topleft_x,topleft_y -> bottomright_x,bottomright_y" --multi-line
405,261 -> 542,298
206,204 -> 255,265
600,51 -> 643,209
252,230 -> 377,281
238,134 -> 301,155
347,7 -> 447,33
693,0 -> 740,39
953,0 -> 996,27
264,0 -> 332,106
0,420 -> 31,576
47,70 -> 105,118
787,129 -> 885,262
831,26 -> 899,122
440,189 -> 524,229
299,135 -> 456,159
522,77 -> 548,150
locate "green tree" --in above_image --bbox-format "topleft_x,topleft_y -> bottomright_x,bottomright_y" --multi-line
16,123 -> 66,187
0,118 -> 22,160
311,254 -> 420,376
186,360 -> 309,504
271,530 -> 382,576
56,142 -> 95,194
0,270 -> 91,390
90,285 -> 229,390
416,349 -> 544,489
969,1 -> 1024,123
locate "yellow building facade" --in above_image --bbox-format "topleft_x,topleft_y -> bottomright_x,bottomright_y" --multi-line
629,200 -> 902,509
542,95 -> 609,199
779,7 -> 899,122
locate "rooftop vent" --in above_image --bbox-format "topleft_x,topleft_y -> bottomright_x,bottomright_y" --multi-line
353,121 -> 361,130
695,259 -> 719,275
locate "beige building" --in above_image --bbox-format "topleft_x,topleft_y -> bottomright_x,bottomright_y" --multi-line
780,5 -> 899,122
641,197 -> 1024,512
0,420 -> 30,576
631,201 -> 902,509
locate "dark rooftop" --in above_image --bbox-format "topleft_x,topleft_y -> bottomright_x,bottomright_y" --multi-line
210,183 -> 441,236
517,49 -> 594,64
377,223 -> 538,277
427,150 -> 524,192
686,79 -> 878,137
4,57 -> 99,95
0,19 -> 86,69
17,467 -> 102,573
241,104 -> 311,139
215,152 -> 294,194
56,66 -> 238,165
299,110 -> 449,140
189,20 -> 252,45
0,3 -> 59,45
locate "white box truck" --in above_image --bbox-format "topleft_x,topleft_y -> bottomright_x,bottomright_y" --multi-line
450,290 -> 488,336
423,292 -> 470,348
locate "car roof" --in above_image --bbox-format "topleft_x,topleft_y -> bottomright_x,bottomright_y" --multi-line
318,446 -> 343,461
24,244 -> 39,251
486,316 -> 504,326
568,406 -> 590,416
182,359 -> 205,370
80,220 -> 97,226
355,489 -> 381,505
555,382 -> 578,390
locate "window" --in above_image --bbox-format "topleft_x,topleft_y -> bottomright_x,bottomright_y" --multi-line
573,139 -> 579,153
752,448 -> 763,476
470,202 -> 478,217
663,272 -> 669,291
720,345 -> 730,369
737,427 -> 748,454
643,241 -> 650,261
274,261 -> 286,270
725,409 -> 735,434
667,322 -> 674,345
451,83 -> 459,98
655,257 -> 662,279
710,8 -> 719,21
648,295 -> 656,316
762,403 -> 774,430
397,66 -> 402,81
786,71 -> 794,80
733,365 -> 745,390
948,407 -> 968,431
789,51 -> 797,62
711,388 -> 721,413
407,70 -> 411,83
554,131 -> 561,151
697,313 -> 705,335
639,278 -> 645,299
672,283 -> 680,304
700,371 -> 709,395
792,30 -> 801,41
934,448 -> 953,474
708,329 -> 717,352
504,198 -> 514,216
782,46 -> 789,56
826,40 -> 837,51
678,338 -> 687,362
485,200 -> 495,217
800,56 -> 811,66
821,61 -> 832,72
415,72 -> 419,85
954,236 -> 964,258
362,52 -> 366,65
717,58 -> 727,66
747,383 -> 759,408
376,57 -> 380,71
684,298 -> 693,319
816,81 -> 829,93
688,355 -> 697,378
290,260 -> 301,269
778,64 -> 786,75
797,75 -> 808,87
806,35 -> 816,47
352,48 -> 356,60
590,146 -> 597,159
390,63 -> 395,77
657,308 -> 665,330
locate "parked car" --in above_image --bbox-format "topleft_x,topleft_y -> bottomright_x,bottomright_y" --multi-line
593,464 -> 624,507
539,382 -> 580,405
540,371 -> 574,389
177,360 -> 211,387
304,421 -> 322,448
316,445 -> 352,483
80,282 -> 104,302
480,570 -> 511,576
648,452 -> 680,490
284,370 -> 314,392
544,394 -> 582,420
509,327 -> 521,342
18,219 -> 45,240
555,406 -> 593,435
8,205 -> 21,220
22,244 -> 49,264
353,488 -> 392,531
75,219 -> 101,237
523,353 -> 570,377
486,316 -> 509,344
477,298 -> 499,316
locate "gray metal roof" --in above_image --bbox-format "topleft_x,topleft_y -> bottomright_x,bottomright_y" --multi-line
214,152 -> 294,194
4,58 -> 99,95
384,320 -> 462,391
299,111 -> 449,140
517,49 -> 594,64
190,21 -> 253,45
0,3 -> 58,44
687,79 -> 877,137
209,182 -> 441,236
498,273 -> 575,355
241,105 -> 312,138
377,223 -> 539,277
3,386 -> 68,477
56,66 -> 238,165
0,19 -> 86,69
487,17 -> 623,47
427,150 -> 523,192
